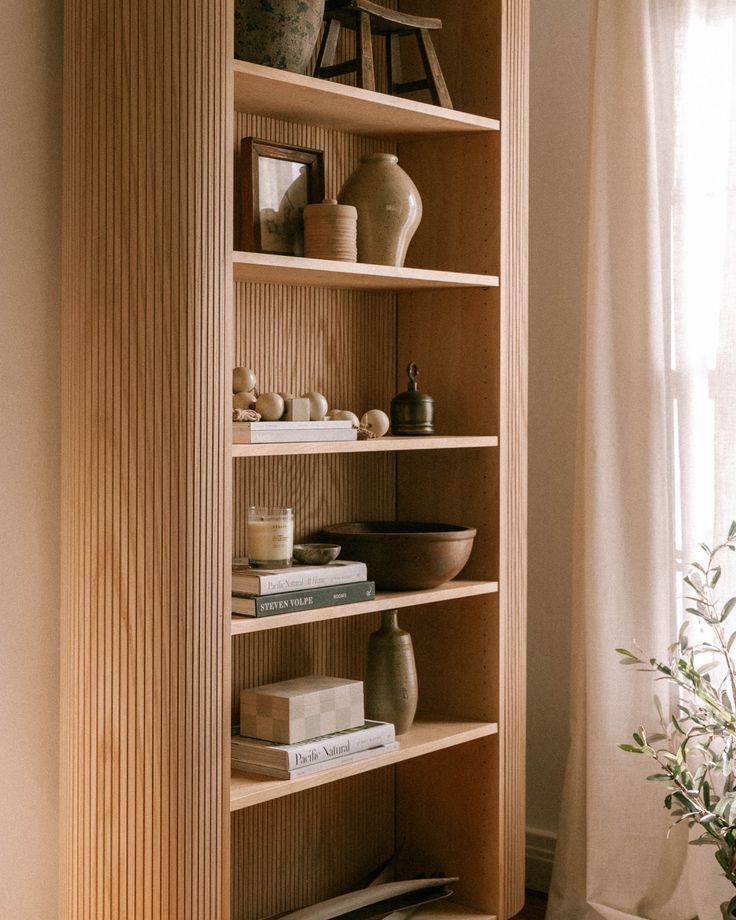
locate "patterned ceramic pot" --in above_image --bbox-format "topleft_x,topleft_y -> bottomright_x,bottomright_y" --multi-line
338,153 -> 423,267
234,0 -> 325,74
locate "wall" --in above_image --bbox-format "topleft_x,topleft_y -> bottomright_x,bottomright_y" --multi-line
526,0 -> 594,890
0,0 -> 62,916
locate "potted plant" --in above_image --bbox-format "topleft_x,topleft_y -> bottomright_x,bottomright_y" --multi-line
619,523 -> 736,919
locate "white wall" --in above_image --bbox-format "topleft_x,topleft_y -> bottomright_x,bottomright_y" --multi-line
0,0 -> 62,916
527,0 -> 594,890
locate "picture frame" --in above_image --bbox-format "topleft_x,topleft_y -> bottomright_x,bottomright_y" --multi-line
240,138 -> 325,256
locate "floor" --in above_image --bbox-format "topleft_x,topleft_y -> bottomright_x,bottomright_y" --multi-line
512,890 -> 547,919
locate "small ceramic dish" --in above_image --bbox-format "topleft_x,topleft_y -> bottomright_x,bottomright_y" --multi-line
292,543 -> 342,565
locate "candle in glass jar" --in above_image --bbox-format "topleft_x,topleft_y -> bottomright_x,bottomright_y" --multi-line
247,507 -> 294,567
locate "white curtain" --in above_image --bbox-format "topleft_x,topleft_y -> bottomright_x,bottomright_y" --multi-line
547,2 -> 736,919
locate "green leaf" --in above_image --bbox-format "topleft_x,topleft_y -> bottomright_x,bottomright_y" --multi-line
619,744 -> 644,753
646,773 -> 671,782
721,597 -> 736,622
711,566 -> 722,587
727,521 -> 736,542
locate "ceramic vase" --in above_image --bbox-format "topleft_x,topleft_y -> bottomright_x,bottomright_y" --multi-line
722,901 -> 736,919
338,153 -> 423,267
234,0 -> 326,74
365,610 -> 418,734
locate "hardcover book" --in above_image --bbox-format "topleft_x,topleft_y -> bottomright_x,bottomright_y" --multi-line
233,420 -> 358,444
231,559 -> 367,596
231,580 -> 376,617
231,720 -> 396,770
231,741 -> 399,780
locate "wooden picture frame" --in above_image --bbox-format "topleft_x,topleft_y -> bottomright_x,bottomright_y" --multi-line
240,138 -> 325,255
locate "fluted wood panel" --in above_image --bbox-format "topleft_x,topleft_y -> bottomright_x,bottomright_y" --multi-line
498,2 -> 529,915
61,2 -> 230,918
231,771 -> 394,920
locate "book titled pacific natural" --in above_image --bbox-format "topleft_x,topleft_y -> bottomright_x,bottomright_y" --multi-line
231,720 -> 396,771
231,560 -> 367,596
231,580 -> 376,617
231,741 -> 400,780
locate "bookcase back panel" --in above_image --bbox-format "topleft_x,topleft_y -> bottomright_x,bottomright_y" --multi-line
232,286 -> 396,426
402,599 -> 499,722
230,611 -> 381,723
398,0 -> 502,120
397,736 -> 500,913
231,453 -> 395,558
231,769 -> 395,920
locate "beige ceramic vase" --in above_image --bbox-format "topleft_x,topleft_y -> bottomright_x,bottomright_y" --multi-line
338,153 -> 422,267
365,610 -> 418,735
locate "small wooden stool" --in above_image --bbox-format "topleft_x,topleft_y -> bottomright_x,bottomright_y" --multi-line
314,0 -> 453,109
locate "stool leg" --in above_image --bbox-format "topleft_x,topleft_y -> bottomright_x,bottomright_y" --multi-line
417,29 -> 452,108
314,18 -> 341,76
356,11 -> 376,92
386,33 -> 402,96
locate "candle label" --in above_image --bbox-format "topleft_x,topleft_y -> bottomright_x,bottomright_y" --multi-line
247,517 -> 294,563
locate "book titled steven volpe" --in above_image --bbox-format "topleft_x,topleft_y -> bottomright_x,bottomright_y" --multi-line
231,581 -> 376,617
231,560 -> 367,596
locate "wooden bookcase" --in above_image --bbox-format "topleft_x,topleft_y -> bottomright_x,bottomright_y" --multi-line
227,5 -> 527,919
60,2 -> 526,918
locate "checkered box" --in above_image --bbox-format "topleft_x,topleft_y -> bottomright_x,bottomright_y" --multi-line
239,676 -> 364,744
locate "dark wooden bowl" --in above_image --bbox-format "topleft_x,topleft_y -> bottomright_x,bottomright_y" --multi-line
321,522 -> 477,590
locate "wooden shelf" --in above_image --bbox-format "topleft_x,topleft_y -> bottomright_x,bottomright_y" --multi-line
231,580 -> 498,635
229,718 -> 498,810
233,251 -> 499,291
232,60 -> 500,140
231,434 -> 498,458
416,903 -> 496,920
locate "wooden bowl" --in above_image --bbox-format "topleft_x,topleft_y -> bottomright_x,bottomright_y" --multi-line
321,522 -> 476,590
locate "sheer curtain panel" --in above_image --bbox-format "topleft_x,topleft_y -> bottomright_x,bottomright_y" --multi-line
547,2 -> 736,918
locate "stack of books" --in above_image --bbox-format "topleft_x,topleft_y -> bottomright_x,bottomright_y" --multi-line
231,720 -> 397,779
233,676 -> 397,780
231,559 -> 375,617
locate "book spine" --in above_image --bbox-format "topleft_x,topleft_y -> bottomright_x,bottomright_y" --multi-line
231,723 -> 396,770
232,742 -> 400,780
238,563 -> 367,596
234,581 -> 375,617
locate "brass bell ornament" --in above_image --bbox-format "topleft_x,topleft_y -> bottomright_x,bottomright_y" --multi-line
390,362 -> 434,436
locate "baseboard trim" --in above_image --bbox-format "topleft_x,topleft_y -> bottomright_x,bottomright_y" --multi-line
526,827 -> 556,893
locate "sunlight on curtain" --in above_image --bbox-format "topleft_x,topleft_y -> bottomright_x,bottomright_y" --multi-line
673,6 -> 735,581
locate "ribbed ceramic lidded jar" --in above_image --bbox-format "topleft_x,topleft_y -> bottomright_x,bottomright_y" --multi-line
303,199 -> 358,262
338,153 -> 423,267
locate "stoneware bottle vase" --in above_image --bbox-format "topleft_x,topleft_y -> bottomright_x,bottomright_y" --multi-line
234,0 -> 326,74
365,610 -> 418,735
338,153 -> 423,267
722,901 -> 736,920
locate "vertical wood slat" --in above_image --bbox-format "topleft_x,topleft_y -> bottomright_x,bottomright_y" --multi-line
61,2 -> 230,917
230,771 -> 395,920
499,1 -> 529,916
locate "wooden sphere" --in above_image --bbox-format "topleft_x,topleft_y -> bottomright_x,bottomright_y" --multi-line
255,392 -> 285,421
302,391 -> 328,421
233,366 -> 257,394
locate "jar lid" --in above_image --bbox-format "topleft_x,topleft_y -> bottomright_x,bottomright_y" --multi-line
304,199 -> 358,219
